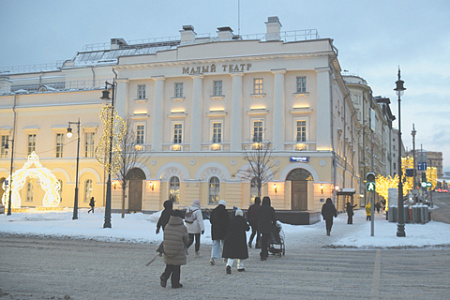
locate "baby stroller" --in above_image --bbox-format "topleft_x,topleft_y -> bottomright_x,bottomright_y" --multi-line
268,222 -> 285,257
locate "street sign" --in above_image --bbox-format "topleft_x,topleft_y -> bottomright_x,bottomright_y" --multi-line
418,162 -> 427,171
426,182 -> 432,187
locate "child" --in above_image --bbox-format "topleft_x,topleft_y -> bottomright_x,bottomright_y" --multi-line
160,210 -> 189,289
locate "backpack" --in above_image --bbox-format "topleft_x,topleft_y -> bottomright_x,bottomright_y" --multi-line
184,208 -> 198,224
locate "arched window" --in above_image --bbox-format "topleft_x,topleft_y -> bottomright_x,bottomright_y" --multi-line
209,176 -> 220,204
84,179 -> 93,203
169,176 -> 180,203
250,177 -> 260,203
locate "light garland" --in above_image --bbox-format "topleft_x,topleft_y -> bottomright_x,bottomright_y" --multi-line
2,152 -> 61,209
95,104 -> 126,175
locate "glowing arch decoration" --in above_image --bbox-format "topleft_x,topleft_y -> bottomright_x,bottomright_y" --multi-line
2,152 -> 61,209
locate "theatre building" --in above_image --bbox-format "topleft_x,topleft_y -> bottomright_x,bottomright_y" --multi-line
0,17 -> 360,223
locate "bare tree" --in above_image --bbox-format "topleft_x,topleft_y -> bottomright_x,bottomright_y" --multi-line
116,120 -> 150,218
237,142 -> 278,198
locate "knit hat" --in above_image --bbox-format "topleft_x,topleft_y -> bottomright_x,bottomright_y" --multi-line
193,199 -> 201,207
235,208 -> 243,217
218,199 -> 226,207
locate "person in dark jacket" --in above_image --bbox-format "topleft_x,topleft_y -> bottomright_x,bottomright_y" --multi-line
209,199 -> 229,265
88,197 -> 95,213
247,197 -> 261,248
156,200 -> 174,255
321,198 -> 338,236
222,208 -> 250,273
346,201 -> 357,224
160,210 -> 189,289
257,196 -> 276,261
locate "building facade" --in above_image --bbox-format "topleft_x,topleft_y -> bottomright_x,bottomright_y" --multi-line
1,17 -> 360,213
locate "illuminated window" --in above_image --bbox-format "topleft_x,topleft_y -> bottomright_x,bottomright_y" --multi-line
209,176 -> 220,204
1,136 -> 8,158
175,83 -> 184,98
296,120 -> 307,142
213,80 -> 223,96
253,78 -> 263,95
173,123 -> 183,144
84,179 -> 93,203
296,76 -> 307,93
212,122 -> 222,143
169,176 -> 180,203
26,180 -> 34,202
56,133 -> 64,158
250,177 -> 260,203
85,132 -> 95,158
27,134 -> 36,155
58,180 -> 63,202
252,120 -> 263,142
136,125 -> 145,145
138,85 -> 146,100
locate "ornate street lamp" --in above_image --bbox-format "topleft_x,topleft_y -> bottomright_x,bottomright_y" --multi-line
411,124 -> 417,203
394,68 -> 406,237
67,119 -> 81,220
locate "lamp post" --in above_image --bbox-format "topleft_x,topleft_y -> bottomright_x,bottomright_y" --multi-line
67,118 -> 81,220
101,81 -> 116,228
394,68 -> 406,237
411,124 -> 417,203
4,137 -> 15,215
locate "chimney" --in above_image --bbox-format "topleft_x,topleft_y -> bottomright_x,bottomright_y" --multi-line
180,25 -> 196,45
217,26 -> 234,41
111,38 -> 127,50
265,16 -> 282,41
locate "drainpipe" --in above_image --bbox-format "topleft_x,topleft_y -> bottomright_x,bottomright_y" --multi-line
329,56 -> 336,203
91,66 -> 96,88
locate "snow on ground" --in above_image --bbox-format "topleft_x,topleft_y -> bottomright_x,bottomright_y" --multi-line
1,207 -> 449,249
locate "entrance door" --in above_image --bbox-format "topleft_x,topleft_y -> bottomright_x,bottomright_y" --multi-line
291,181 -> 308,210
126,168 -> 146,212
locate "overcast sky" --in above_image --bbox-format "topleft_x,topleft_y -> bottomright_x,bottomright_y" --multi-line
1,0 -> 449,172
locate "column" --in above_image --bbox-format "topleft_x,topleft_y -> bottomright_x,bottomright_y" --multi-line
152,76 -> 165,152
230,73 -> 243,151
316,67 -> 332,151
190,75 -> 203,152
272,70 -> 286,150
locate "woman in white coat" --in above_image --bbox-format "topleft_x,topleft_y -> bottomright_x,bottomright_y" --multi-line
185,199 -> 205,256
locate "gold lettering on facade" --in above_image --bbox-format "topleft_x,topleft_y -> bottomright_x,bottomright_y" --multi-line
182,63 -> 251,74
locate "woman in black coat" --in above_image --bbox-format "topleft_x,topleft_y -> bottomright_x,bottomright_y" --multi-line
209,200 -> 229,265
257,196 -> 276,261
321,198 -> 337,236
222,209 -> 249,273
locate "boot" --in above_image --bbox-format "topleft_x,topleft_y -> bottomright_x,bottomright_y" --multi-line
160,274 -> 167,288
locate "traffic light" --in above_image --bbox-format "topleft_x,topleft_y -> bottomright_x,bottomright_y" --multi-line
366,172 -> 376,192
421,172 -> 427,183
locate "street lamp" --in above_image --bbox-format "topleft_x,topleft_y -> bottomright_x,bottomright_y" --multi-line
67,119 -> 81,220
394,68 -> 406,237
411,123 -> 417,203
101,81 -> 116,228
4,137 -> 15,215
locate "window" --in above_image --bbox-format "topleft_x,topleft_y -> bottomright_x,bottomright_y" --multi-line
296,120 -> 307,142
209,176 -> 220,204
173,123 -> 183,144
253,78 -> 263,95
26,180 -> 34,202
138,85 -> 146,100
136,125 -> 144,145
84,179 -> 93,203
28,134 -> 36,155
58,179 -> 63,203
56,133 -> 64,158
175,83 -> 184,98
169,176 -> 180,203
85,132 -> 95,158
252,120 -> 263,142
212,122 -> 222,143
296,76 -> 307,93
213,80 -> 223,96
250,177 -> 260,203
1,136 -> 8,158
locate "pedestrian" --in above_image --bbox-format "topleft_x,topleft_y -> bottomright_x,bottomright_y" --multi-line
257,196 -> 276,261
209,199 -> 229,265
156,200 -> 174,255
365,202 -> 372,221
346,201 -> 357,224
88,197 -> 95,213
222,208 -> 250,274
321,198 -> 337,236
375,201 -> 381,214
185,199 -> 205,256
247,196 -> 261,248
160,210 -> 189,289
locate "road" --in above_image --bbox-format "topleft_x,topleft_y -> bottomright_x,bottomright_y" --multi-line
431,191 -> 450,224
1,235 -> 450,300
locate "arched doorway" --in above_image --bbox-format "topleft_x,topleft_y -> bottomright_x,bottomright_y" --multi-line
126,168 -> 146,212
287,168 -> 313,211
